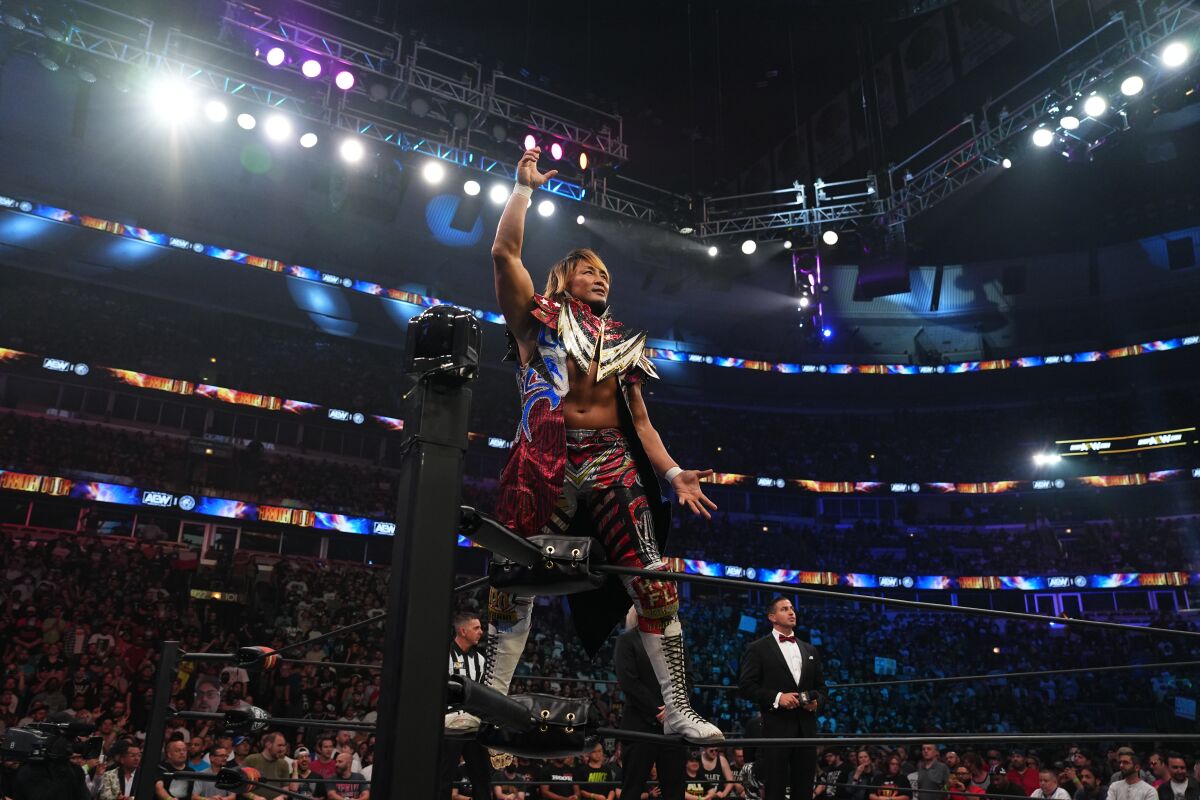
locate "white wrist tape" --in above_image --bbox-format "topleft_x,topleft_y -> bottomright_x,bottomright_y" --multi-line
512,183 -> 533,199
664,466 -> 684,483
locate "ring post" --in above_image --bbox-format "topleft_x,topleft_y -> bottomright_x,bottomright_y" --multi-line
372,306 -> 478,799
135,640 -> 180,799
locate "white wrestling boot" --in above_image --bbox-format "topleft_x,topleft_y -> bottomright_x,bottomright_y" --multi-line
640,618 -> 725,743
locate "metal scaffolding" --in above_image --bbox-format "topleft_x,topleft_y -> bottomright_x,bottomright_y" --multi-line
5,0 -> 1198,238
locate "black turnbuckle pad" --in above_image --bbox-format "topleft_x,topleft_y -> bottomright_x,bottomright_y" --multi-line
477,693 -> 596,758
488,535 -> 606,596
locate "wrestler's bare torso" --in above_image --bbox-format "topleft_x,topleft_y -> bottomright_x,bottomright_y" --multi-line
514,334 -> 620,431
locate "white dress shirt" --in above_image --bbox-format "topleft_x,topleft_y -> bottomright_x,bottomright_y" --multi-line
771,630 -> 803,709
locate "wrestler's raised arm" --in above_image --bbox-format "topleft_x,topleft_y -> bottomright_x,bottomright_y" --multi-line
491,147 -> 558,346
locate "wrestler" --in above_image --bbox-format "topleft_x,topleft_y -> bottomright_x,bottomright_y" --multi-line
475,146 -> 722,742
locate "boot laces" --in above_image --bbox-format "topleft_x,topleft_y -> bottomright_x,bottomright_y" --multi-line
663,633 -> 707,725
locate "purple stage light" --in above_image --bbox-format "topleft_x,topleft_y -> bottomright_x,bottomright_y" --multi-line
301,59 -> 322,78
265,46 -> 285,67
523,134 -> 536,150
334,70 -> 355,91
549,142 -> 563,160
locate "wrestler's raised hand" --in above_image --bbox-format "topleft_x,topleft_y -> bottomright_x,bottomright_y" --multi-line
516,147 -> 558,189
671,469 -> 718,519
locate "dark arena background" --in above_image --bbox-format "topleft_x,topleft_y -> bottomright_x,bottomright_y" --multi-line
0,0 -> 1199,798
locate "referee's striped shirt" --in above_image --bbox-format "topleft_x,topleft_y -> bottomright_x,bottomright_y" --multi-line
449,641 -> 485,682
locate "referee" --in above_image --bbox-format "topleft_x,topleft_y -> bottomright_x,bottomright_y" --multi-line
442,610 -> 492,800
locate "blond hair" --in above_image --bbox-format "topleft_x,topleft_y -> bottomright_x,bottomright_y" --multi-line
543,248 -> 609,300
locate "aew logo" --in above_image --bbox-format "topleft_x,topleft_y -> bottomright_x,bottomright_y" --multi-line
1137,433 -> 1183,447
1067,441 -> 1111,452
141,491 -> 176,508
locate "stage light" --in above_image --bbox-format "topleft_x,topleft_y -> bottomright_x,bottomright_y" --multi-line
265,46 -> 286,67
204,100 -> 228,123
2,10 -> 28,30
463,180 -> 481,196
536,199 -> 555,217
523,134 -> 537,150
299,132 -> 319,148
41,15 -> 70,42
798,296 -> 810,308
1001,157 -> 1013,169
1083,94 -> 1107,117
576,214 -> 585,225
1162,41 -> 1189,68
1032,453 -> 1062,466
236,113 -> 257,130
707,245 -> 718,257
821,327 -> 833,339
741,239 -> 757,255
549,142 -> 563,160
1120,75 -> 1144,96
301,58 -> 322,78
1031,127 -> 1054,147
335,70 -> 355,91
491,122 -> 508,143
149,79 -> 196,124
422,161 -> 446,184
489,184 -> 510,204
264,114 -> 292,142
783,240 -> 793,249
579,151 -> 589,170
35,45 -> 63,72
340,138 -> 364,163
410,98 -> 430,117
821,230 -> 838,246
1060,115 -> 1080,130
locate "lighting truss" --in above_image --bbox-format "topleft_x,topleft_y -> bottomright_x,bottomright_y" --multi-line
488,73 -> 627,161
698,0 -> 1199,242
220,3 -> 401,76
890,3 -> 1198,221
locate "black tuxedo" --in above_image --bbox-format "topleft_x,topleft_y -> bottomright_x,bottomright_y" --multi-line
738,632 -> 826,800
614,628 -> 686,800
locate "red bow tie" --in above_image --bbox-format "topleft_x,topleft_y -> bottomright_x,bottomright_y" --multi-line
778,634 -> 797,643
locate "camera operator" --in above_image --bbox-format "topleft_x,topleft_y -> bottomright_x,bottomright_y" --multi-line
5,713 -> 92,800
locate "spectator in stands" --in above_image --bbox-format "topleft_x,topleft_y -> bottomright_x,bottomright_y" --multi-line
947,766 -> 984,800
1033,769 -> 1072,800
870,756 -> 912,800
290,747 -> 321,798
309,735 -> 338,780
243,732 -> 293,799
155,738 -> 196,800
325,747 -> 370,800
915,744 -> 949,800
194,744 -> 235,800
1149,755 -> 1169,789
575,742 -> 618,800
1076,767 -> 1106,800
962,754 -> 989,794
187,737 -> 210,773
98,740 -> 141,800
1159,755 -> 1198,800
1108,750 -> 1157,800
1009,751 -> 1040,796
